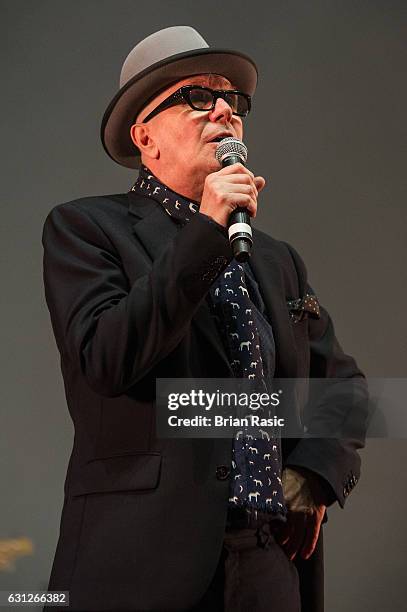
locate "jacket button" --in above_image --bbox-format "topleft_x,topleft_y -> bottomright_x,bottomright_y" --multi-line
216,465 -> 230,480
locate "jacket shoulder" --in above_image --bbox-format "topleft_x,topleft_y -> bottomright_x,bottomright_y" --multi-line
41,193 -> 135,254
253,226 -> 307,278
44,193 -> 129,222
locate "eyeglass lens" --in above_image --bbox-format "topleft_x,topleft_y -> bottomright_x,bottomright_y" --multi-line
188,88 -> 249,115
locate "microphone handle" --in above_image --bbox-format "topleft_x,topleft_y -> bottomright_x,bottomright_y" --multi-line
222,154 -> 253,262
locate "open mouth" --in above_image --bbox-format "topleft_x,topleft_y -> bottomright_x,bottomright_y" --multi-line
208,135 -> 232,143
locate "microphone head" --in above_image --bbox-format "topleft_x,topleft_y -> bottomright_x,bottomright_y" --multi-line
215,137 -> 248,165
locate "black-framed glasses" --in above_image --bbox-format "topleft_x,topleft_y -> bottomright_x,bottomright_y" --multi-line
141,85 -> 252,123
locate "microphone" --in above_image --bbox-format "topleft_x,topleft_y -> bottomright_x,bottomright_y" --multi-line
215,137 -> 252,262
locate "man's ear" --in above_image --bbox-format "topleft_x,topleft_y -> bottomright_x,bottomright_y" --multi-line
130,123 -> 159,161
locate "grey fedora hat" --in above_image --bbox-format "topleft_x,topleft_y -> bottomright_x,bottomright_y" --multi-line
101,25 -> 258,169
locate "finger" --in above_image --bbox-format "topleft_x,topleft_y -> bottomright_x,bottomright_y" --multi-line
276,512 -> 296,547
218,163 -> 255,178
226,183 -> 258,199
254,176 -> 266,192
226,192 -> 257,217
300,515 -> 322,560
219,175 -> 258,196
283,514 -> 306,561
275,521 -> 291,546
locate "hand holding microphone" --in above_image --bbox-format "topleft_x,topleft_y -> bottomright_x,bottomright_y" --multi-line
200,137 -> 265,261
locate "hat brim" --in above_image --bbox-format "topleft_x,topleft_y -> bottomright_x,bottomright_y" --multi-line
101,48 -> 258,169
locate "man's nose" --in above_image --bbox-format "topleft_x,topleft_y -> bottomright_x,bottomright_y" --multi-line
208,97 -> 233,122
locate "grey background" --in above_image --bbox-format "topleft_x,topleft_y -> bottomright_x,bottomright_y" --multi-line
1,0 -> 406,609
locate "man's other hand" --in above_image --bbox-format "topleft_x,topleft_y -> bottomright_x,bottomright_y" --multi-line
276,467 -> 327,561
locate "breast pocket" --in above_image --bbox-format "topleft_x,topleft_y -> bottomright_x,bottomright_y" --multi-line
286,293 -> 321,324
69,452 -> 162,497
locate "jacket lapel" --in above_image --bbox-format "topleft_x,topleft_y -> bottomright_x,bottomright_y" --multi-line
128,193 -> 178,260
127,192 -> 232,374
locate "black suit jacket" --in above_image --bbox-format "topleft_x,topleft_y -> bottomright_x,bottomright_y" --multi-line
42,190 -> 367,611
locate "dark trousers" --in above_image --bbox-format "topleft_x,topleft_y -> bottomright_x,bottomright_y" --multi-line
192,520 -> 301,612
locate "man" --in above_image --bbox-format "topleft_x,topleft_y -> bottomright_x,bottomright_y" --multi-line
43,26 -> 367,611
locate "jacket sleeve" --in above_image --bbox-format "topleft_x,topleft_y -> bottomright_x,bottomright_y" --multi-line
42,201 -> 231,397
282,241 -> 369,508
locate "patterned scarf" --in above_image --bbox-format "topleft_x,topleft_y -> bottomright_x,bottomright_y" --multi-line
132,166 -> 286,520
